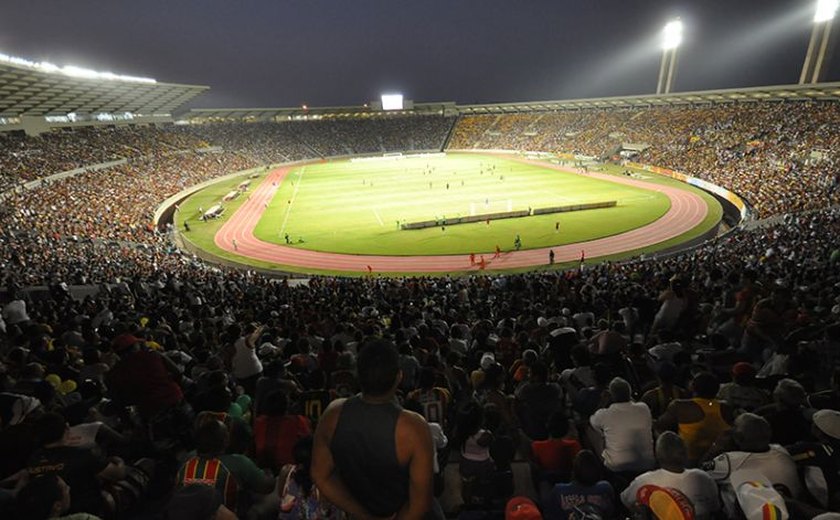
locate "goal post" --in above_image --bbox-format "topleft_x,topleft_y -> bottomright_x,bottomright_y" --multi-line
469,199 -> 513,216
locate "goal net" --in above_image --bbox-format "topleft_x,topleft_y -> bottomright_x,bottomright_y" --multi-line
469,198 -> 513,216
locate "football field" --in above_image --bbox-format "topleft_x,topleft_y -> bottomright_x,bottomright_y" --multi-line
174,152 -> 721,274
253,153 -> 670,255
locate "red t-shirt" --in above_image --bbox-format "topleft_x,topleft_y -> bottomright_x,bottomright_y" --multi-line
531,438 -> 581,473
108,350 -> 183,417
253,414 -> 312,470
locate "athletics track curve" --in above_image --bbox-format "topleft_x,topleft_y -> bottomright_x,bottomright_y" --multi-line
214,159 -> 709,274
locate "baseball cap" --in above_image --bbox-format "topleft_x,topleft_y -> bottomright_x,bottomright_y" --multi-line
636,485 -> 694,520
505,496 -> 542,520
730,470 -> 788,520
813,409 -> 840,440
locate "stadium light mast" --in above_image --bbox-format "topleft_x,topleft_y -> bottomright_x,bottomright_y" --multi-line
657,19 -> 683,94
800,0 -> 838,84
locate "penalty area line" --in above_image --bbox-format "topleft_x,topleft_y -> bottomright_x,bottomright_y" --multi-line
279,167 -> 304,236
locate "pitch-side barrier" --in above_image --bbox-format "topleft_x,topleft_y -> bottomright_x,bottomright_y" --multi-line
401,200 -> 616,230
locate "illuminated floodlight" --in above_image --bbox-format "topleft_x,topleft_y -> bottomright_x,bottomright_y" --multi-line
815,0 -> 839,22
662,19 -> 683,50
381,93 -> 404,111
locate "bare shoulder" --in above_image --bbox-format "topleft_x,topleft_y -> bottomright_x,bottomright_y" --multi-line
314,398 -> 348,440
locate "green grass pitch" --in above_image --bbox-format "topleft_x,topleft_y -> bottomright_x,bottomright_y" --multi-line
253,153 -> 670,255
174,153 -> 722,273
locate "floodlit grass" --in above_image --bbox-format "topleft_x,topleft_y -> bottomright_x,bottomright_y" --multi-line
253,154 -> 670,255
174,153 -> 722,275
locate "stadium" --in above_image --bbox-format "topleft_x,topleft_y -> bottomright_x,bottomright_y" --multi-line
1,2 -> 840,520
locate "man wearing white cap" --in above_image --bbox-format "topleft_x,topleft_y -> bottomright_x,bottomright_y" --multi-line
787,409 -> 840,511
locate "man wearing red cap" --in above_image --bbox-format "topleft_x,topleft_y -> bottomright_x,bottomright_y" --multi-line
717,363 -> 770,413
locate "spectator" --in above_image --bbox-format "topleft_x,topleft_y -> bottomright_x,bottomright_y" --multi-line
543,450 -> 616,520
621,432 -> 720,519
656,372 -> 734,466
589,377 -> 655,474
312,339 -> 435,519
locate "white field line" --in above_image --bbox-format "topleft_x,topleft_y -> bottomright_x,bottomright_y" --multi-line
372,207 -> 384,226
279,167 -> 305,236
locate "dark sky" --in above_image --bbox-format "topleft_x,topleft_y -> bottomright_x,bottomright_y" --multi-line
1,1 -> 838,109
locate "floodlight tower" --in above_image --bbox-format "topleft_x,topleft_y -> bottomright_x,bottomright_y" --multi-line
800,0 -> 838,84
657,19 -> 683,94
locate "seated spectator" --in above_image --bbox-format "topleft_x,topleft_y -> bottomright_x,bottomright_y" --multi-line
704,413 -> 801,515
755,378 -> 812,446
14,474 -> 102,520
809,367 -> 840,411
656,372 -> 734,466
787,409 -> 840,511
253,391 -> 312,471
529,412 -> 581,496
621,432 -> 720,519
407,367 -> 451,428
27,413 -> 140,517
515,361 -> 563,440
589,377 -> 654,475
177,419 -> 274,517
543,450 -> 616,520
165,484 -> 236,520
716,362 -> 769,413
277,436 -> 341,519
456,401 -> 495,504
641,362 -> 687,420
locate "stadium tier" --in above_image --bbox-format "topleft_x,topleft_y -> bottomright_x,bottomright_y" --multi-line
2,77 -> 840,519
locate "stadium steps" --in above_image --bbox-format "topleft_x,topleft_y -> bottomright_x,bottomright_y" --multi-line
441,115 -> 460,151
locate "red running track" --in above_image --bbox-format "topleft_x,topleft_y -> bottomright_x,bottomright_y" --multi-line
215,160 -> 709,274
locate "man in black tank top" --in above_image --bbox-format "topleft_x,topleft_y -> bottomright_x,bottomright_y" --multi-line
313,339 -> 434,519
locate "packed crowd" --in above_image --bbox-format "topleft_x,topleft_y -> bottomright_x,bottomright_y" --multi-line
449,102 -> 840,218
0,200 -> 838,519
0,102 -> 839,519
1,151 -> 258,244
176,116 -> 456,164
0,126 -> 207,193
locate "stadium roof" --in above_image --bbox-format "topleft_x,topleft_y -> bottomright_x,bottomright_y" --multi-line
184,82 -> 840,122
0,59 -> 208,118
458,83 -> 840,114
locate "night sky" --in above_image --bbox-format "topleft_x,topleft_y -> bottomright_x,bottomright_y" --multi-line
1,1 -> 838,109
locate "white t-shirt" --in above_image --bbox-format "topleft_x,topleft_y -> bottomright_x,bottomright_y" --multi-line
621,468 -> 720,519
590,402 -> 655,472
706,446 -> 801,499
232,336 -> 263,379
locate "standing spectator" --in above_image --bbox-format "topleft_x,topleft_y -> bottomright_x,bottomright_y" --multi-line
231,323 -> 265,396
312,339 -> 435,519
